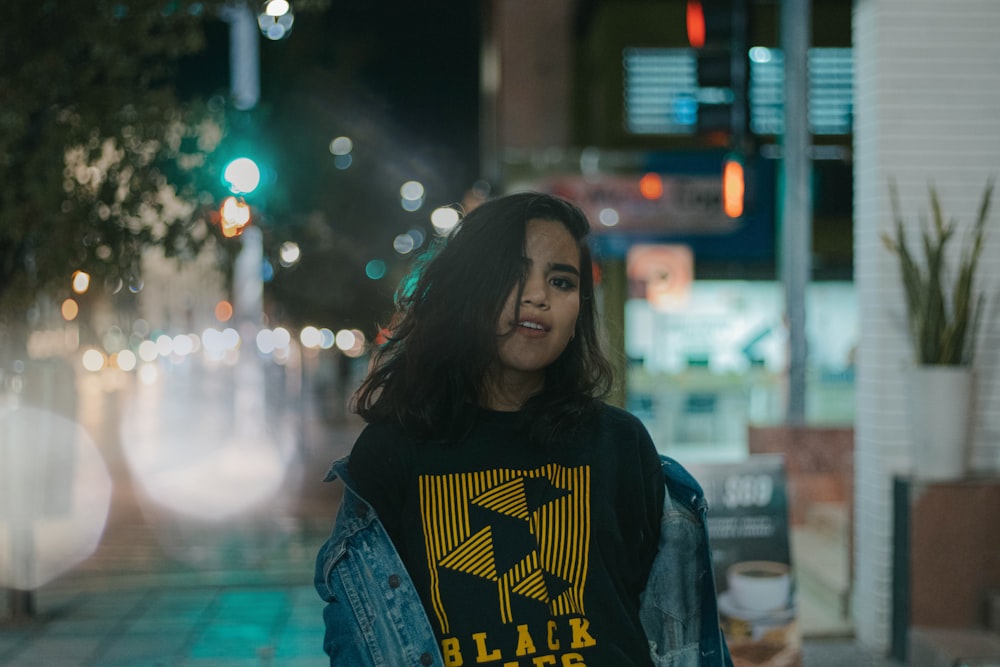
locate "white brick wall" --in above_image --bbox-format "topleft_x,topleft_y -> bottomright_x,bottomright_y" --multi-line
853,0 -> 1000,649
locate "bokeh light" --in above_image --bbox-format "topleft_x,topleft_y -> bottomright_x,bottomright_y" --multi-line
222,158 -> 261,195
201,327 -> 242,363
82,348 -> 106,372
336,329 -> 367,358
431,206 -> 461,235
263,0 -> 289,15
138,340 -> 159,362
117,349 -> 138,372
0,406 -> 112,590
215,300 -> 234,322
599,207 -> 621,227
329,136 -> 353,155
408,227 -> 426,249
61,298 -> 79,321
258,0 -> 294,40
256,327 -> 291,355
319,328 -> 335,349
173,334 -> 195,357
220,196 -> 251,238
400,180 -> 425,212
71,270 -> 91,294
639,172 -> 664,200
299,326 -> 321,348
334,329 -> 355,352
119,357 -> 295,523
155,334 -> 174,357
393,233 -> 416,255
279,241 -> 300,267
272,327 -> 290,348
256,329 -> 277,355
365,259 -> 387,280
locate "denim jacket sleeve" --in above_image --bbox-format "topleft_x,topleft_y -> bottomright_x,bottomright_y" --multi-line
639,455 -> 734,667
313,457 -> 444,667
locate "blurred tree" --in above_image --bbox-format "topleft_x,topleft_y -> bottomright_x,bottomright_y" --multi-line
0,0 -> 477,350
0,1 -> 238,344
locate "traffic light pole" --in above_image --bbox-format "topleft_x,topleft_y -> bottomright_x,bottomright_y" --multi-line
780,0 -> 812,424
222,2 -> 260,111
221,2 -> 263,332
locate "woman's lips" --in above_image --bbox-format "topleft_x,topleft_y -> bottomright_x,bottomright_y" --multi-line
516,320 -> 548,336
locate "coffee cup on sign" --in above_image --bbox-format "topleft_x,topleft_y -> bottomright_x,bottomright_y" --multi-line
726,560 -> 791,612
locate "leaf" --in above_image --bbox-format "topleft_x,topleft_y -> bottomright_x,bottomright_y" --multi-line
884,178 -> 995,365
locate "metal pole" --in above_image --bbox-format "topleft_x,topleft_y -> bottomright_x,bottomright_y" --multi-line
224,2 -> 260,111
780,0 -> 812,424
222,2 -> 263,334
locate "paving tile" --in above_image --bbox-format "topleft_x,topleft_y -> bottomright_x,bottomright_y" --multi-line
12,635 -> 103,665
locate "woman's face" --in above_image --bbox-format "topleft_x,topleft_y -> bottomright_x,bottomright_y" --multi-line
490,218 -> 582,405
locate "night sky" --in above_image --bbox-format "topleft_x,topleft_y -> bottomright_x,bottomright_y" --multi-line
176,3 -> 483,324
181,3 -> 482,204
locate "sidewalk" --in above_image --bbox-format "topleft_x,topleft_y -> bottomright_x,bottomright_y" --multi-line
0,548 -> 329,666
0,376 -> 354,667
1,549 -> 902,667
2,586 -> 901,667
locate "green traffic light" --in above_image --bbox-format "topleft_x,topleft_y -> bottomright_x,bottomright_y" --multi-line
222,157 -> 262,195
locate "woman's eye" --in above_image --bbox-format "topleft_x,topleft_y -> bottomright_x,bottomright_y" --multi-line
551,276 -> 577,290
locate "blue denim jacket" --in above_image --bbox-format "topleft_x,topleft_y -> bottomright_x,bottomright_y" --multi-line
314,455 -> 733,667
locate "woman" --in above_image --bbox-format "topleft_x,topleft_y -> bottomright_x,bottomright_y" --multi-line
314,192 -> 732,666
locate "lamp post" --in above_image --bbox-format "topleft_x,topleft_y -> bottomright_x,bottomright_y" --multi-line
221,2 -> 260,111
780,0 -> 812,424
219,2 -> 295,331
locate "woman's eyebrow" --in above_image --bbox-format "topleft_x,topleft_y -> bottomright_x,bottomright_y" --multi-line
549,262 -> 580,275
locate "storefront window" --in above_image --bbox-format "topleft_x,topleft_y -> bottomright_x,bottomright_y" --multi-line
625,280 -> 856,461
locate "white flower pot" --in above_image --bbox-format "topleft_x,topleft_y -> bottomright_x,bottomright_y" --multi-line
906,365 -> 974,480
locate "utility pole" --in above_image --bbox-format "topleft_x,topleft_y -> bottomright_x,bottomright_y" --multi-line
780,0 -> 812,423
223,2 -> 260,112
221,2 -> 263,334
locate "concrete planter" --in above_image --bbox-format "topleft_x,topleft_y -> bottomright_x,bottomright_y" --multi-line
906,365 -> 974,480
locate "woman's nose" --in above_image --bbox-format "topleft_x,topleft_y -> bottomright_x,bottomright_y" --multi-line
520,274 -> 548,308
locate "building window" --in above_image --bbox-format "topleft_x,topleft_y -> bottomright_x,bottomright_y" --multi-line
623,48 -> 698,135
749,46 -> 853,136
623,47 -> 854,137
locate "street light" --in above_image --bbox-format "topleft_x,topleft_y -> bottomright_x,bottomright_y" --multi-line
258,0 -> 294,40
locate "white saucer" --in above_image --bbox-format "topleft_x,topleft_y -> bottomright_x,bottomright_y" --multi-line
718,591 -> 795,624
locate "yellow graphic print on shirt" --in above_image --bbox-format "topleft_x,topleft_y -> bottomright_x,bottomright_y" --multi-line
418,464 -> 591,634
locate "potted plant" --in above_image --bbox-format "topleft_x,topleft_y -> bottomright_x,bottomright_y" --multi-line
881,178 -> 994,479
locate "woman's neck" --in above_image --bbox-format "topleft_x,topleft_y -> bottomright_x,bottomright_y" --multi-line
482,368 -> 543,412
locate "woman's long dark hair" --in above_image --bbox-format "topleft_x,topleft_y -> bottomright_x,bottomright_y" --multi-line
354,192 -> 614,444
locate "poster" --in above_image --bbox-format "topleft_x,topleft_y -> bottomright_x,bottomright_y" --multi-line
688,455 -> 802,667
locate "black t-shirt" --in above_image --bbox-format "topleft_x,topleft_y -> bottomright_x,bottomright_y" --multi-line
349,403 -> 664,667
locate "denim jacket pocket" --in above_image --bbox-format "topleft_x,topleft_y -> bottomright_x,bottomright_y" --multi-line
317,537 -> 346,602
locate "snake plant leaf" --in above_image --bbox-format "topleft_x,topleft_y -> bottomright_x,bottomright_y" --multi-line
885,178 -> 994,366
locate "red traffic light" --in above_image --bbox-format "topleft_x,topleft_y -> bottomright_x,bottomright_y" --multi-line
686,1 -> 706,49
